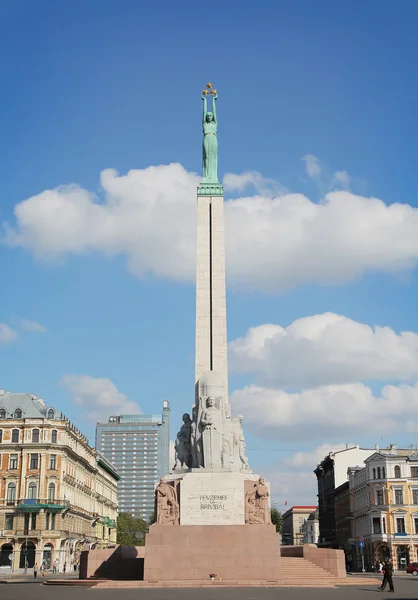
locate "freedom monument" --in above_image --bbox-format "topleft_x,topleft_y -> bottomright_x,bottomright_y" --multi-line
143,84 -> 282,581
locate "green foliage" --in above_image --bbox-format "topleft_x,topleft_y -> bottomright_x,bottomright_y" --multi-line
148,510 -> 156,525
271,508 -> 283,533
116,512 -> 148,547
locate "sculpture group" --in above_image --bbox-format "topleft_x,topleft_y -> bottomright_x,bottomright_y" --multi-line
173,395 -> 249,472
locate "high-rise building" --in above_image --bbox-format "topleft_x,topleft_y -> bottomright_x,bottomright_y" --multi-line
95,401 -> 170,520
0,391 -> 119,571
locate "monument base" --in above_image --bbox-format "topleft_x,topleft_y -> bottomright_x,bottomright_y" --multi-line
144,524 -> 281,581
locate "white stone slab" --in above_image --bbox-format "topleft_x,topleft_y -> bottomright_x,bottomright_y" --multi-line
178,471 -> 261,526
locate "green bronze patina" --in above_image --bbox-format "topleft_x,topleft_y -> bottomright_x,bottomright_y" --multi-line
198,82 -> 223,196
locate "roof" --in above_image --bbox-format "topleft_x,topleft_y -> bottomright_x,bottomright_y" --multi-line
0,391 -> 58,419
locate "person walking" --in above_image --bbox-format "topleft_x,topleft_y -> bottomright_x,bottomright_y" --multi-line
378,558 -> 394,593
33,562 -> 38,579
52,559 -> 57,574
63,562 -> 67,574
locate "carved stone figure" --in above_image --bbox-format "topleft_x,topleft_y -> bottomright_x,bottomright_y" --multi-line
245,477 -> 271,525
173,413 -> 192,470
232,414 -> 249,470
200,397 -> 222,431
156,479 -> 179,525
191,405 -> 203,468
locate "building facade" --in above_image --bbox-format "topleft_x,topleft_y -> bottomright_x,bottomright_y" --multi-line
0,392 -> 119,571
302,509 -> 320,544
349,445 -> 418,571
314,445 -> 377,547
95,401 -> 170,520
282,506 -> 317,545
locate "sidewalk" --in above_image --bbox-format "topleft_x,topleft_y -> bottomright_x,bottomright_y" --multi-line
0,569 -> 78,582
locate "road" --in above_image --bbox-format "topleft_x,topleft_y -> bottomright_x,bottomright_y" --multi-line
1,577 -> 418,600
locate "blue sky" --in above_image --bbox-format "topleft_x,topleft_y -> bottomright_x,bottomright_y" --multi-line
1,0 -> 418,505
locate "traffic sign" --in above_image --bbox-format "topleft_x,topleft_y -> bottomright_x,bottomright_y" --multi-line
359,541 -> 365,548
359,536 -> 364,542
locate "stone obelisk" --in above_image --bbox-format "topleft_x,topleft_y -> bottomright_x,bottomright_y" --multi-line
195,82 -> 228,403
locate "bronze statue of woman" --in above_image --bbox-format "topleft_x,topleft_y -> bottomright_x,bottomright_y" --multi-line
201,92 -> 218,183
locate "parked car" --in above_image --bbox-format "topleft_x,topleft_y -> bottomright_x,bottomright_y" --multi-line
407,562 -> 418,576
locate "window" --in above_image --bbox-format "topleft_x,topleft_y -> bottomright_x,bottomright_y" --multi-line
373,468 -> 376,479
11,429 -> 19,443
415,518 -> 418,535
5,513 -> 14,530
45,512 -> 50,530
48,482 -> 55,502
28,482 -> 37,499
30,454 -> 38,470
411,467 -> 418,478
377,467 -> 381,479
395,489 -> 404,504
32,429 -> 40,443
47,409 -> 55,419
394,465 -> 401,479
383,517 -> 386,533
31,513 -> 36,530
7,482 -> 16,502
14,408 -> 22,419
413,490 -> 418,505
383,467 -> 386,478
49,454 -> 57,470
0,408 -> 6,419
51,430 -> 57,444
396,517 -> 405,533
376,489 -> 384,505
51,513 -> 56,529
373,517 -> 381,534
0,429 -> 2,443
9,454 -> 18,469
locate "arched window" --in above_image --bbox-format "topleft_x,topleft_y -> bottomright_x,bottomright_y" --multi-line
47,409 -> 55,419
377,467 -> 381,479
48,483 -> 55,502
11,429 -> 19,443
32,429 -> 39,443
382,467 -> 386,479
373,468 -> 376,479
7,482 -> 16,502
14,408 -> 22,419
51,430 -> 57,444
0,408 -> 6,419
28,482 -> 37,500
394,465 -> 401,479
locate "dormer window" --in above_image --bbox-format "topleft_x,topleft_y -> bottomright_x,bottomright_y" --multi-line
394,465 -> 401,479
373,468 -> 376,479
0,408 -> 6,419
377,467 -> 381,479
14,408 -> 22,419
47,409 -> 55,419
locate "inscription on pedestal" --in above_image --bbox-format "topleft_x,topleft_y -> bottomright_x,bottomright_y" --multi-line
200,494 -> 227,510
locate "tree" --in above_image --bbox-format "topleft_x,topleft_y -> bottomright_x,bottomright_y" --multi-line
116,512 -> 148,546
271,508 -> 283,533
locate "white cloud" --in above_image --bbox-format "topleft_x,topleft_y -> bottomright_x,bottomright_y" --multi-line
229,313 -> 418,387
4,163 -> 418,291
265,467 -> 317,507
0,324 -> 18,344
302,154 -> 322,179
223,171 -> 286,196
19,319 -> 46,334
61,374 -> 141,422
282,442 -> 354,469
331,170 -> 350,191
231,382 -> 418,442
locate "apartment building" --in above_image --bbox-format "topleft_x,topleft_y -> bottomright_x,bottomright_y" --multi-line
96,401 -> 170,520
282,506 -> 317,545
0,391 -> 119,571
349,445 -> 418,571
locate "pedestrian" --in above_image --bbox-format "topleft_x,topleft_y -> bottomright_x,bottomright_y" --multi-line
378,557 -> 394,593
52,559 -> 57,574
40,563 -> 44,578
33,562 -> 38,579
63,562 -> 66,574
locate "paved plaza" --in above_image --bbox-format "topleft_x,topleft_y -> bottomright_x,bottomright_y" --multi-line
1,577 -> 418,600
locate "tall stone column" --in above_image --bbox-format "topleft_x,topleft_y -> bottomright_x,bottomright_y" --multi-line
195,184 -> 228,402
